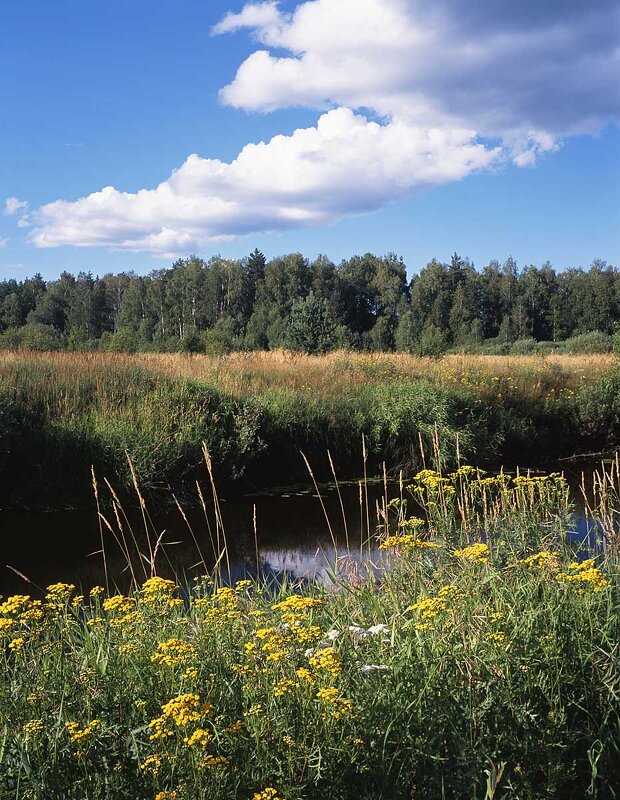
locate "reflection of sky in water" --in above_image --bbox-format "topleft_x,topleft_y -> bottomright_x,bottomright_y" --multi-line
0,475 -> 616,595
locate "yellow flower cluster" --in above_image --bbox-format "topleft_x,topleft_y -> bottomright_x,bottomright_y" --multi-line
23,719 -> 44,736
454,543 -> 490,563
110,610 -> 143,629
288,624 -> 322,644
252,787 -> 286,800
521,551 -> 559,569
102,595 -> 135,614
379,535 -> 440,551
272,595 -> 323,613
141,576 -> 177,602
558,560 -> 610,592
308,647 -> 342,678
154,793 -> 177,800
273,678 -> 296,697
408,584 -> 463,627
139,753 -> 162,774
200,754 -> 230,768
184,728 -> 211,748
65,719 -> 100,745
0,595 -> 31,616
295,667 -> 316,683
316,687 -> 354,719
151,638 -> 197,667
149,693 -> 212,741
45,583 -> 75,602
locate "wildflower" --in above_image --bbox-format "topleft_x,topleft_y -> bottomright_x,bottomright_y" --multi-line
182,666 -> 198,680
289,624 -> 322,644
65,719 -> 100,745
521,551 -> 559,569
272,595 -> 323,613
8,637 -> 25,652
379,535 -> 439,551
407,597 -> 447,619
316,687 -> 354,719
140,754 -> 162,774
23,719 -> 44,736
102,595 -> 135,614
0,595 -> 31,617
151,638 -> 197,667
360,664 -> 389,674
252,788 -> 285,800
89,586 -> 104,597
235,579 -> 252,590
366,623 -> 389,635
244,703 -> 263,717
200,754 -> 229,768
110,610 -> 143,629
154,793 -> 177,800
557,561 -> 610,592
141,576 -> 176,601
295,667 -> 316,683
45,583 -> 75,601
225,720 -> 244,734
161,693 -> 212,726
273,678 -> 295,697
454,543 -> 490,563
326,629 -> 340,640
309,647 -> 342,677
184,728 -> 211,747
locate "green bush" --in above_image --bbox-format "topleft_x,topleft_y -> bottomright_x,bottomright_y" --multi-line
561,330 -> 613,354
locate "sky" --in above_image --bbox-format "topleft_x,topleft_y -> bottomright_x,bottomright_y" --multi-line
1,0 -> 619,282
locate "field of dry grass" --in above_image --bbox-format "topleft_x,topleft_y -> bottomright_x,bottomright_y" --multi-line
1,349 -> 614,399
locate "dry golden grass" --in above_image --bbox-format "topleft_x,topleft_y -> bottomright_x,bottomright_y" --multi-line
1,349 -> 613,403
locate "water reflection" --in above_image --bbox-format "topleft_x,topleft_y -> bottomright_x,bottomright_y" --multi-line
0,475 -> 613,596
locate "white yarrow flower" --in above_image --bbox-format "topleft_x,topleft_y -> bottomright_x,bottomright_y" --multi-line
367,624 -> 389,635
360,664 -> 389,674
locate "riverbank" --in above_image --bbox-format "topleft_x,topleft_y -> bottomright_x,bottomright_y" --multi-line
1,351 -> 618,509
1,466 -> 618,799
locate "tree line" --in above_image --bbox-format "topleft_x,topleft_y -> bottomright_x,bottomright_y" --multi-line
0,251 -> 618,354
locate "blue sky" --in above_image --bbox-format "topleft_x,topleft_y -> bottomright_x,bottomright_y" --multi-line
1,0 -> 618,281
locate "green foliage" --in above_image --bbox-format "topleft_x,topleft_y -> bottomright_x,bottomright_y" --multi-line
0,477 -> 618,799
285,291 -> 336,354
510,338 -> 538,355
1,254 -> 618,354
561,330 -> 613,354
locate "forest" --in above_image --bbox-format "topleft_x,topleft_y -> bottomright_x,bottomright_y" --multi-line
1,251 -> 619,355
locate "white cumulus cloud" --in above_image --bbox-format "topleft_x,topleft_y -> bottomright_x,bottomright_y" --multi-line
31,108 -> 499,254
27,0 -> 619,253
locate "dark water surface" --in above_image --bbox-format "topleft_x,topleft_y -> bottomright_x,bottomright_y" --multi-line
0,473 -> 605,597
0,479 -> 391,596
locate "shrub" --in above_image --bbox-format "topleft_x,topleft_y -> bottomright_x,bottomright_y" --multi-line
561,330 -> 613,354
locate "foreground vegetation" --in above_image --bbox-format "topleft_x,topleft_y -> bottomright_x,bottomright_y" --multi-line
1,465 -> 619,799
1,350 -> 620,508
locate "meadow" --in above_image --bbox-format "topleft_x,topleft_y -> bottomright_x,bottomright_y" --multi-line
1,464 -> 619,799
1,350 -> 619,509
